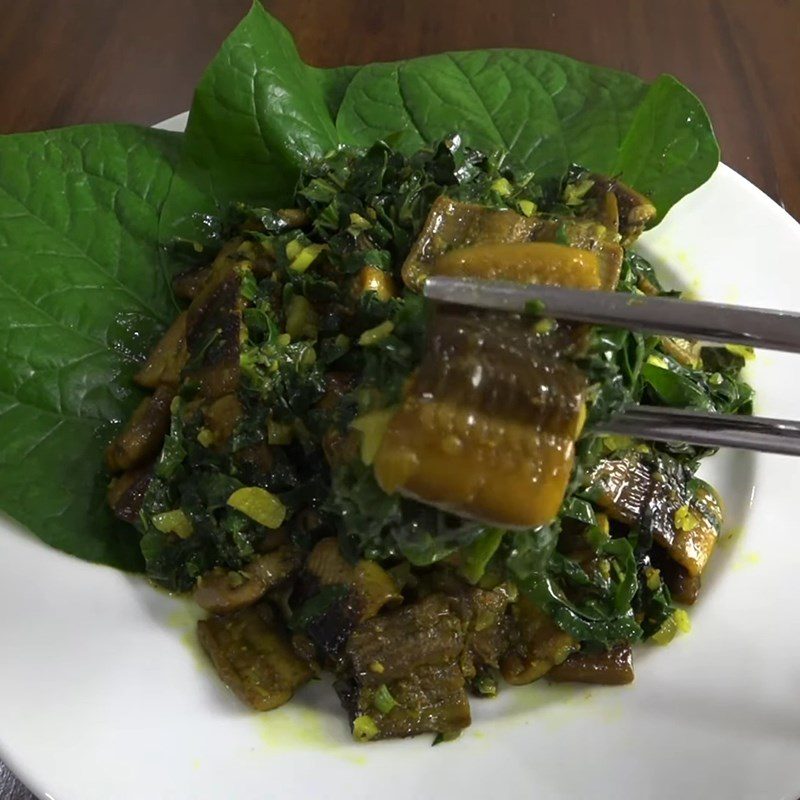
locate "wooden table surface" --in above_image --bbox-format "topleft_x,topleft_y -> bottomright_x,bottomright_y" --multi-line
0,1 -> 797,797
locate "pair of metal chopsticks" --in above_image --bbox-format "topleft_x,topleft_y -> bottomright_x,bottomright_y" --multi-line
424,276 -> 800,457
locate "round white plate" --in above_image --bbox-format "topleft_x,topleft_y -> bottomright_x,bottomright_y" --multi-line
2,113 -> 799,800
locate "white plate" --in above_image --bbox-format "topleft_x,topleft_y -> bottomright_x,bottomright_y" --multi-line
2,113 -> 799,800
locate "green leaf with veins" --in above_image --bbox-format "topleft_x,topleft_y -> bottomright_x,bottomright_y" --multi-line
335,60 -> 717,220
161,3 -> 718,235
160,2 -> 341,243
0,125 -> 181,569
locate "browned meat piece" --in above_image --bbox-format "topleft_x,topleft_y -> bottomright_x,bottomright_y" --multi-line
433,242 -> 602,289
105,384 -> 175,473
529,217 -> 623,290
172,265 -> 213,301
667,567 -> 701,605
106,464 -> 153,523
338,594 -> 471,740
415,569 -> 514,667
587,175 -> 657,245
548,644 -> 634,685
183,240 -> 244,400
134,312 -> 188,389
441,582 -> 513,676
501,596 -> 577,684
653,549 -> 702,605
300,586 -> 363,667
377,194 -> 629,529
410,569 -> 515,679
402,196 -> 539,290
374,308 -> 587,528
305,538 -> 402,621
197,603 -> 313,711
338,663 -> 470,741
294,538 -> 402,665
402,196 -> 623,291
587,451 -> 722,576
345,595 -> 466,682
194,545 -> 302,614
588,450 -> 653,521
288,538 -> 402,667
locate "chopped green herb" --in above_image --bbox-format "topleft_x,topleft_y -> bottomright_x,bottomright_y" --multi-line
373,684 -> 397,714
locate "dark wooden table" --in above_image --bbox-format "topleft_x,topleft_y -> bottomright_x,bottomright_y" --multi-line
0,1 -> 797,797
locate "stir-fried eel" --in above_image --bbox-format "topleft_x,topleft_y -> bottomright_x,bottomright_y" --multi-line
293,538 -> 402,664
106,384 -> 175,473
134,312 -> 188,389
453,584 -> 514,677
653,548 -> 702,605
194,544 -> 301,615
107,464 -> 153,523
304,538 -> 402,620
337,594 -> 471,739
402,197 -> 539,290
107,137 -> 747,740
548,644 -> 634,685
173,265 -> 213,302
183,240 -> 245,400
433,242 -> 602,289
403,196 -> 624,292
500,596 -> 577,684
374,307 -> 587,528
587,451 -> 722,576
198,603 -> 313,711
532,217 -> 623,290
376,196 -> 627,527
586,174 -> 657,245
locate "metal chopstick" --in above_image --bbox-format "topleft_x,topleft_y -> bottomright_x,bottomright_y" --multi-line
596,406 -> 800,457
423,276 -> 800,354
423,275 -> 800,455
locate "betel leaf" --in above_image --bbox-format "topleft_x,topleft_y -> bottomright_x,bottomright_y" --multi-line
0,125 -> 181,569
336,61 -> 717,220
160,3 -> 343,243
161,2 -> 718,237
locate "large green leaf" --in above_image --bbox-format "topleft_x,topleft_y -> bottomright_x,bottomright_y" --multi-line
162,3 -> 718,235
0,125 -> 180,569
160,4 -> 342,242
336,56 -> 718,218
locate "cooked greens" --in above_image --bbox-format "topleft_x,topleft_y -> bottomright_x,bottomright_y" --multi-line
106,136 -> 750,739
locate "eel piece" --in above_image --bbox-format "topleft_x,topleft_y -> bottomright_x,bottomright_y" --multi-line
337,594 -> 471,740
197,603 -> 313,712
374,307 -> 587,528
587,451 -> 722,576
